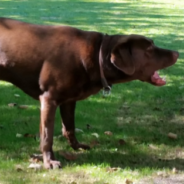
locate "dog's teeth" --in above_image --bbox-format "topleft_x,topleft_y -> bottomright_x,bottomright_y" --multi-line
162,76 -> 166,81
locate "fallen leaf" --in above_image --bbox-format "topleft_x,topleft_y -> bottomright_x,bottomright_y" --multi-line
15,165 -> 24,172
125,178 -> 133,184
172,167 -> 178,174
119,139 -> 126,145
16,133 -> 23,138
28,163 -> 42,170
148,144 -> 158,150
168,132 -> 177,139
8,103 -> 17,107
106,167 -> 119,173
104,131 -> 113,136
59,151 -> 78,161
14,94 -> 20,97
91,132 -> 99,138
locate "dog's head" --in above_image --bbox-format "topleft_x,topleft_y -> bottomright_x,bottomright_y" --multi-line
110,35 -> 179,86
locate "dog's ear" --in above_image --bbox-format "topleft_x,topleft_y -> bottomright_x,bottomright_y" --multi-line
110,42 -> 135,75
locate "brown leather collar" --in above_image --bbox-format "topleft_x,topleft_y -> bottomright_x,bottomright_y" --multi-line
99,35 -> 111,96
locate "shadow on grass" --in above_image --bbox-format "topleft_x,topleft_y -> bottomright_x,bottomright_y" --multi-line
65,84 -> 184,171
2,82 -> 184,172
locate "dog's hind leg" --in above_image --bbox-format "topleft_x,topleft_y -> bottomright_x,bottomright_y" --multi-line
60,102 -> 90,150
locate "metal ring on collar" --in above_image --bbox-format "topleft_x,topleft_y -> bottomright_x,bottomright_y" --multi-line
103,86 -> 111,96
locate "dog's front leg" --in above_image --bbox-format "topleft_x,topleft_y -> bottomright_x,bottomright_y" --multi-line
60,102 -> 90,150
39,93 -> 61,169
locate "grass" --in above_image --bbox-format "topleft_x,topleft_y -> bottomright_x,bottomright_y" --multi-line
0,0 -> 184,183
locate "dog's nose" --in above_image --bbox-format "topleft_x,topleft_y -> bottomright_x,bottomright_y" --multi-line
173,51 -> 179,60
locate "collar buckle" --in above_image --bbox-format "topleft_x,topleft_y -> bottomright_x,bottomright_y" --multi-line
102,86 -> 111,97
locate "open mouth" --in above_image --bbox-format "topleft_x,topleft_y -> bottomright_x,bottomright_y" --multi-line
151,71 -> 166,86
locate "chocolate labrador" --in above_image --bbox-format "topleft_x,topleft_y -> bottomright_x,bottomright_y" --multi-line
0,17 -> 179,169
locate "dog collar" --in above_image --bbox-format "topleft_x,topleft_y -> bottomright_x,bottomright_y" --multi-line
99,35 -> 111,96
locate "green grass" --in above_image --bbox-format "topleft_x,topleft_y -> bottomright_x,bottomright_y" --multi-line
0,0 -> 184,183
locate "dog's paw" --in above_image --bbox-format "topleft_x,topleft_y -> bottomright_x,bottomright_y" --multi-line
44,160 -> 61,169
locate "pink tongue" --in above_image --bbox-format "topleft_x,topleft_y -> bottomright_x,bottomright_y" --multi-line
151,71 -> 166,86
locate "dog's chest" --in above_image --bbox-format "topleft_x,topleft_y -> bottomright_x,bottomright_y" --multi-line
0,42 -> 14,67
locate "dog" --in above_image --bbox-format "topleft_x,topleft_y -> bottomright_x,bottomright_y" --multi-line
0,17 -> 179,169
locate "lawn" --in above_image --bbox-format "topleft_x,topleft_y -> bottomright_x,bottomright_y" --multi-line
0,0 -> 184,183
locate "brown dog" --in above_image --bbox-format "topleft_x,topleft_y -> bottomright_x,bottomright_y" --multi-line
0,17 -> 179,169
